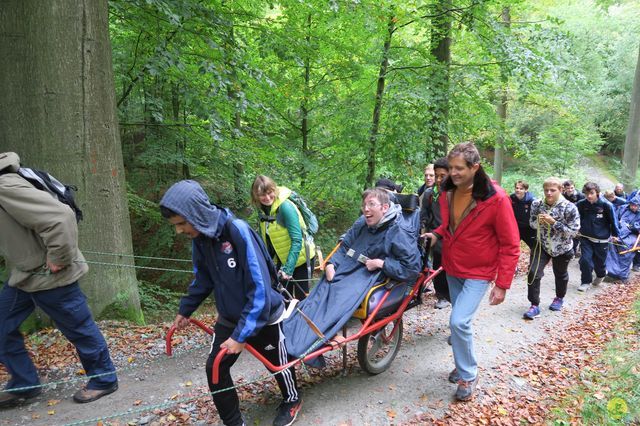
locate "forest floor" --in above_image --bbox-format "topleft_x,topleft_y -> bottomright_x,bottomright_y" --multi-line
1,162 -> 638,426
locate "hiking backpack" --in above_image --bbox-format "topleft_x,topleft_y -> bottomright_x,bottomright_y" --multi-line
287,191 -> 319,236
17,168 -> 84,222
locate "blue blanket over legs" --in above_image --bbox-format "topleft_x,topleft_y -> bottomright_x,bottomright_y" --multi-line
607,201 -> 640,281
283,205 -> 421,367
606,233 -> 638,281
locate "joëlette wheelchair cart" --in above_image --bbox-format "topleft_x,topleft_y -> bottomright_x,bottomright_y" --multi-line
166,246 -> 443,384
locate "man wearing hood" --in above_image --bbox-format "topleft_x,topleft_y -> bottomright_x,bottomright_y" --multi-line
160,180 -> 301,426
0,152 -> 117,408
283,188 -> 421,364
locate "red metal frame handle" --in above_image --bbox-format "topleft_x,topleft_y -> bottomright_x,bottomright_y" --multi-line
165,318 -> 214,356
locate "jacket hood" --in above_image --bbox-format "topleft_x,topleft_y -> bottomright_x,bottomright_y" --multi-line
160,180 -> 229,238
0,152 -> 20,173
629,195 -> 640,206
511,191 -> 534,203
370,202 -> 401,230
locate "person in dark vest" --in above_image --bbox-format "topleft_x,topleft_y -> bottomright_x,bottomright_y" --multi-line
161,180 -> 301,426
0,152 -> 117,408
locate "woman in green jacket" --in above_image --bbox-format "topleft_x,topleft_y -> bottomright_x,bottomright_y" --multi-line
251,175 -> 316,300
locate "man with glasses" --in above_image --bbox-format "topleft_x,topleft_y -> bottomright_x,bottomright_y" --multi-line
284,188 -> 422,363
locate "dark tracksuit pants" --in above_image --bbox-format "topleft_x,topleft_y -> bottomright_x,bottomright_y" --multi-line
579,238 -> 608,284
518,226 -> 537,252
0,282 -> 117,393
527,249 -> 572,306
205,321 -> 299,426
432,248 -> 450,302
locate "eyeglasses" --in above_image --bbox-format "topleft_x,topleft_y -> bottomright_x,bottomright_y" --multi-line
361,202 -> 382,210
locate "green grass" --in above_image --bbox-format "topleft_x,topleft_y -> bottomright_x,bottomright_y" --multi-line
548,297 -> 640,425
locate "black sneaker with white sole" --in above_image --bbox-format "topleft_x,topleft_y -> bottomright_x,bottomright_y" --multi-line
273,399 -> 302,426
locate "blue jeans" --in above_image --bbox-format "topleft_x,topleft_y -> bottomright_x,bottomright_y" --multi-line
0,282 -> 117,393
579,238 -> 607,284
446,274 -> 489,382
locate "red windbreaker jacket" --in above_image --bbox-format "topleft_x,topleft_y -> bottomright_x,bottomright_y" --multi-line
433,182 -> 520,289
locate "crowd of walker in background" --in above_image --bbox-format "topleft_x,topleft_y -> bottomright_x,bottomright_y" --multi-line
421,165 -> 640,321
504,177 -> 639,319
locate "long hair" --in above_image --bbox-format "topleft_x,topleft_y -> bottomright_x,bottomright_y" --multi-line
441,142 -> 494,200
251,175 -> 278,206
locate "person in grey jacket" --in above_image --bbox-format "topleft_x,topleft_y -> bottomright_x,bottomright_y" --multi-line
0,152 -> 117,408
524,177 -> 580,319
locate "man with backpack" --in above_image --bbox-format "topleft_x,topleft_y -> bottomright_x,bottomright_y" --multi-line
161,180 -> 302,426
0,152 -> 118,408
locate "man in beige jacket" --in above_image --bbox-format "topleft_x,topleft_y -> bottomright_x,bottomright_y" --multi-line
0,152 -> 117,408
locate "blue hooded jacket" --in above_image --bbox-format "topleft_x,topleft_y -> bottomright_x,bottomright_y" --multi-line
161,180 -> 284,343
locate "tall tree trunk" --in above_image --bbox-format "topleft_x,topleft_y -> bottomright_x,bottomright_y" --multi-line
300,13 -> 312,189
493,7 -> 510,184
0,0 -> 143,322
223,16 -> 247,209
623,45 -> 640,192
428,0 -> 452,159
365,16 -> 395,189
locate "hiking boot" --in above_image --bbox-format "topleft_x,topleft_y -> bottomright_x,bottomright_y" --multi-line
592,276 -> 604,286
448,368 -> 460,384
435,298 -> 450,309
273,399 -> 302,426
73,382 -> 118,403
455,376 -> 479,401
577,283 -> 590,292
523,305 -> 540,320
0,387 -> 42,409
549,297 -> 564,311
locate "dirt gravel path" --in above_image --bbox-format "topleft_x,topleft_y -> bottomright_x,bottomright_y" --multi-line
2,258 -> 633,426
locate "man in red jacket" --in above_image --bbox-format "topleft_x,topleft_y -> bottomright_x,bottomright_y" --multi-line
427,142 -> 520,401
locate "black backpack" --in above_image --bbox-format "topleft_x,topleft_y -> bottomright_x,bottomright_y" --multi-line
17,168 -> 84,222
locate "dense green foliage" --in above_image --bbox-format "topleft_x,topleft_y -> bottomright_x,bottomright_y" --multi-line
107,0 -> 640,292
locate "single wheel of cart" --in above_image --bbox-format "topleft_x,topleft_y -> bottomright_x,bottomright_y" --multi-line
357,317 -> 403,374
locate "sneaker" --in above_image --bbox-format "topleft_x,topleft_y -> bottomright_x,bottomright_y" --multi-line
577,283 -> 590,292
455,375 -> 479,401
0,387 -> 42,409
435,298 -> 450,309
273,399 -> 302,426
523,305 -> 540,320
632,266 -> 640,272
592,276 -> 604,286
73,382 -> 118,403
549,297 -> 563,311
448,368 -> 460,384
